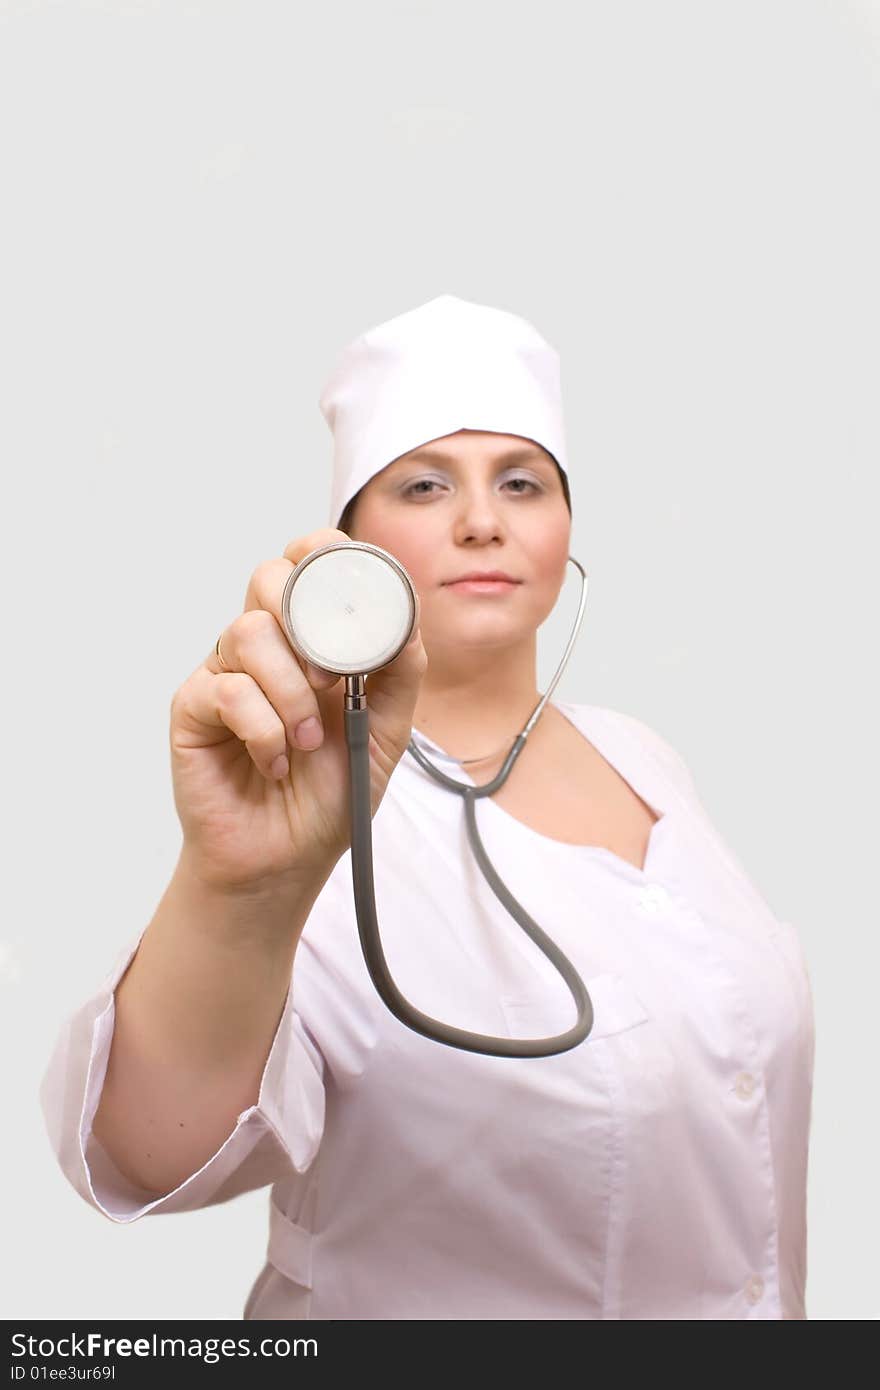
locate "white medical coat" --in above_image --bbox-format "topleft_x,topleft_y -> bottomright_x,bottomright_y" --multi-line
39,701 -> 816,1319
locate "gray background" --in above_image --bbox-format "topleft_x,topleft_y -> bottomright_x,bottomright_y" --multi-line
2,0 -> 877,1321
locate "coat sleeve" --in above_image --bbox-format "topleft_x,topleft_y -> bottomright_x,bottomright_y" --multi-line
38,924 -> 326,1224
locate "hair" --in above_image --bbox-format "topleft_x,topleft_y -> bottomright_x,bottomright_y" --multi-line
337,456 -> 572,536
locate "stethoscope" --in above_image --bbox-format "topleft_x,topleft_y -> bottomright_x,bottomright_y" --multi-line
281,541 -> 594,1059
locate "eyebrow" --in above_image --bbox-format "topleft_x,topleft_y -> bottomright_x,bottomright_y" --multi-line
402,445 -> 551,469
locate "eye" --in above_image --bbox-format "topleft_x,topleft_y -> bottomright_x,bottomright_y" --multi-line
504,477 -> 540,495
402,478 -> 443,497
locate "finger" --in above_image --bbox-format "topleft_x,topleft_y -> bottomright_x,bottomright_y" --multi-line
244,552 -> 345,691
174,665 -> 292,781
220,606 -> 335,751
281,527 -> 352,568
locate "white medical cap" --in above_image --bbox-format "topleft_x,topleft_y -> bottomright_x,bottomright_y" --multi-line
318,293 -> 571,530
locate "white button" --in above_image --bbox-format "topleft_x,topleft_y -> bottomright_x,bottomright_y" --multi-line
734,1071 -> 756,1100
637,884 -> 670,913
745,1274 -> 764,1303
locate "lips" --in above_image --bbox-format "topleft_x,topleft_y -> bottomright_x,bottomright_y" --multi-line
445,572 -> 520,584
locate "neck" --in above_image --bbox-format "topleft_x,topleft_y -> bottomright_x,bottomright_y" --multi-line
411,638 -> 543,762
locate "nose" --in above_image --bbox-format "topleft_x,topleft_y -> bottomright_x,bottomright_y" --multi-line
451,487 -> 507,545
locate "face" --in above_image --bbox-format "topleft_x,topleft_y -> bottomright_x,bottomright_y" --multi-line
346,429 -> 571,661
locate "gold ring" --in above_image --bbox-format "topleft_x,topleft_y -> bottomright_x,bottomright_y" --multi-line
215,633 -> 230,671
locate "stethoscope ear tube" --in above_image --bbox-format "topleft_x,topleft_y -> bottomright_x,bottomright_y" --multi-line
344,698 -> 595,1058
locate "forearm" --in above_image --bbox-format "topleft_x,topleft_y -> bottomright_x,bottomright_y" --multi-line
91,849 -> 331,1197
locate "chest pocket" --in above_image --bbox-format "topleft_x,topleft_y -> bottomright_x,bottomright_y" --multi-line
499,970 -> 650,1044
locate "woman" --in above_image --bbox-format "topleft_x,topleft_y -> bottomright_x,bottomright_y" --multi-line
39,295 -> 815,1319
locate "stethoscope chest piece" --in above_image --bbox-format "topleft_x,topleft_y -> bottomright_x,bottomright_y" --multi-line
281,541 -> 418,678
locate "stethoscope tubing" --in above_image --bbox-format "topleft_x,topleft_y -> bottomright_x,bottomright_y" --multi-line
342,556 -> 596,1058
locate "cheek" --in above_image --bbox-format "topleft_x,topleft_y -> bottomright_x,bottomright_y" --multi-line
524,535 -> 570,621
533,531 -> 570,586
352,512 -> 437,590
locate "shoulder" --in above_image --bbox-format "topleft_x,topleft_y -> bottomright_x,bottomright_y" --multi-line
553,699 -> 702,804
